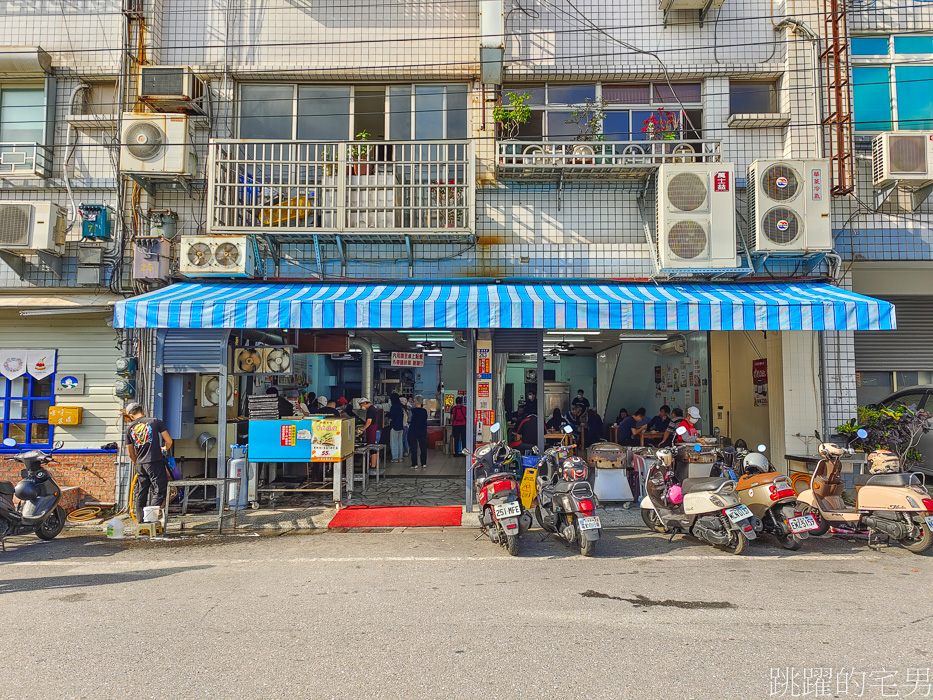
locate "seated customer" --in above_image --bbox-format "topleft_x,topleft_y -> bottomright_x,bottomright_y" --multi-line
510,411 -> 538,453
646,405 -> 671,440
618,407 -> 648,446
660,408 -> 684,446
546,407 -> 564,432
583,409 -> 604,448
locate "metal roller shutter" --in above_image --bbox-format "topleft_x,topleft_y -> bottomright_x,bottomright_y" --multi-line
160,329 -> 231,373
854,296 -> 933,371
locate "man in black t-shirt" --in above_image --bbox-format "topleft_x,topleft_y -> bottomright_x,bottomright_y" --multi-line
124,402 -> 173,523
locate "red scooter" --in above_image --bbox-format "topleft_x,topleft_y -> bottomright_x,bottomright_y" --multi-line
468,422 -> 532,556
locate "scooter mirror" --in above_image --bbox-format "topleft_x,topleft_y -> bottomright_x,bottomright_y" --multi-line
856,428 -> 868,439
757,444 -> 767,453
563,424 -> 573,434
693,443 -> 702,452
490,422 -> 501,434
676,426 -> 688,436
2,437 -> 15,447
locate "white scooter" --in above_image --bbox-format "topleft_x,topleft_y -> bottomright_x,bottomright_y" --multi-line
640,427 -> 758,554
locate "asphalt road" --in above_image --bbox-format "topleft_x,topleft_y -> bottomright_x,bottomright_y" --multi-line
0,527 -> 931,700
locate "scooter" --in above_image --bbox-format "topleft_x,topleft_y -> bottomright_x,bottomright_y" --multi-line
468,422 -> 532,556
533,431 -> 601,556
0,437 -> 67,549
796,429 -> 933,553
716,443 -> 816,550
640,427 -> 758,554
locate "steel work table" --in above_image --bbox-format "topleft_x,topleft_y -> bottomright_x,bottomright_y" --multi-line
161,477 -> 240,534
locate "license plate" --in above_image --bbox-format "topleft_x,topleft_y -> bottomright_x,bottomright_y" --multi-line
725,504 -> 753,523
788,514 -> 818,533
494,502 -> 522,519
925,515 -> 933,530
578,516 -> 601,531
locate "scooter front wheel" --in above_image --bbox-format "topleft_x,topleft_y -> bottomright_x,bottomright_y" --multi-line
36,506 -> 66,540
641,507 -> 667,533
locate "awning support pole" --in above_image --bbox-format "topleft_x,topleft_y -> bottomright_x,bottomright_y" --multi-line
465,330 -> 476,513
536,330 -> 544,456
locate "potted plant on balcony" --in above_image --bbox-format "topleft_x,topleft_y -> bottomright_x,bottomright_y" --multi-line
493,91 -> 531,163
349,129 -> 373,176
429,178 -> 465,228
565,97 -> 607,164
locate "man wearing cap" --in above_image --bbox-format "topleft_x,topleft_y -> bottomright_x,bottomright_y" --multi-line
673,406 -> 702,443
124,402 -> 173,523
312,395 -> 340,417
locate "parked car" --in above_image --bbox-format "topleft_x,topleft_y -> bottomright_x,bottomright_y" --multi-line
868,385 -> 933,479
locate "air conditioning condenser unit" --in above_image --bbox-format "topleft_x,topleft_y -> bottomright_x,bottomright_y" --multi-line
0,201 -> 66,255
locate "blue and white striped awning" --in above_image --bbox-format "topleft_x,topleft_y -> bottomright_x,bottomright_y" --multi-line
113,282 -> 896,332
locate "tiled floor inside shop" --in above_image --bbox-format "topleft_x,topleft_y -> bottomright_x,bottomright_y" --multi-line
380,448 -> 464,478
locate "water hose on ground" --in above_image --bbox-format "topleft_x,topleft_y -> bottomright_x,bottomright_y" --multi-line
66,506 -> 102,522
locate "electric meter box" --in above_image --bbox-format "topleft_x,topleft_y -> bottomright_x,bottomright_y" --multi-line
150,213 -> 177,240
79,204 -> 111,240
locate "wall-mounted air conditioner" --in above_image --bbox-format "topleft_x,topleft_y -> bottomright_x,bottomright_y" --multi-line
138,66 -> 206,115
872,132 -> 933,189
0,202 -> 66,255
658,0 -> 725,15
747,159 -> 831,253
180,236 -> 256,277
651,339 -> 686,356
656,163 -> 738,270
120,113 -> 197,177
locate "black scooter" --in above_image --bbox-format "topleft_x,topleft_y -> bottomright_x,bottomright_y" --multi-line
0,437 -> 67,550
533,429 -> 601,556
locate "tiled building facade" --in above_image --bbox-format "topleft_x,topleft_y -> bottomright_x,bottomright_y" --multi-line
0,0 -> 929,503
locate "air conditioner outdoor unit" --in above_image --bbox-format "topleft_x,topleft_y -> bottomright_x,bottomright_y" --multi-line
180,236 -> 256,277
747,159 -> 832,253
138,66 -> 206,114
120,113 -> 198,177
199,375 -> 235,407
872,132 -> 933,189
656,163 -> 738,270
651,339 -> 686,356
658,0 -> 725,11
0,201 -> 66,255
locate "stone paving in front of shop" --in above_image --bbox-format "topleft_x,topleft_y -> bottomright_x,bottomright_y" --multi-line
67,476 -> 641,536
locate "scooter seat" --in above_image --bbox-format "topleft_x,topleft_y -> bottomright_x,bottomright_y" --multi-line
0,481 -> 12,496
681,477 -> 730,495
852,472 -> 917,487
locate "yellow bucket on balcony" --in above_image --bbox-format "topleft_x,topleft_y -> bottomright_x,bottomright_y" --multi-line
260,195 -> 312,227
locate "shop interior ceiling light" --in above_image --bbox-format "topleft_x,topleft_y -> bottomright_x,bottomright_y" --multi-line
546,330 -> 601,335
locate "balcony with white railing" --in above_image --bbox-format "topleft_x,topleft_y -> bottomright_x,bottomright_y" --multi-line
207,140 -> 474,242
496,139 -> 722,179
0,143 -> 52,178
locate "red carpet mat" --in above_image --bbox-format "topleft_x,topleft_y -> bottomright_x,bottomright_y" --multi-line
328,505 -> 462,528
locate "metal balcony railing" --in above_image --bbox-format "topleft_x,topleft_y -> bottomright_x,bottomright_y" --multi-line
0,143 -> 52,178
496,139 -> 722,179
207,139 -> 474,239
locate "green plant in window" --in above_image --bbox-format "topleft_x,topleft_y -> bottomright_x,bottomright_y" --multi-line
349,130 -> 372,161
492,92 -> 531,139
565,97 -> 608,142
